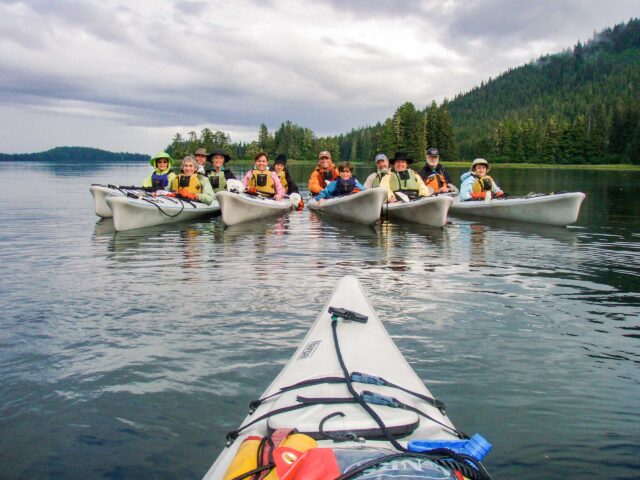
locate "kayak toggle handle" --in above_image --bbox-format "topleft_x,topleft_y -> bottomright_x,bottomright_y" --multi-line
328,306 -> 368,323
361,391 -> 400,408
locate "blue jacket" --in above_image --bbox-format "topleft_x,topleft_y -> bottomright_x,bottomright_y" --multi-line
315,178 -> 365,200
460,171 -> 502,201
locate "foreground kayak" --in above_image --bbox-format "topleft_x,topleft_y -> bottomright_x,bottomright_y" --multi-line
307,187 -> 388,225
204,276 -> 492,480
106,194 -> 220,231
384,195 -> 454,227
216,191 -> 294,226
449,192 -> 586,226
90,184 -> 147,218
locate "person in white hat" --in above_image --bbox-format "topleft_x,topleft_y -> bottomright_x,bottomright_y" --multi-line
460,158 -> 504,201
364,152 -> 390,189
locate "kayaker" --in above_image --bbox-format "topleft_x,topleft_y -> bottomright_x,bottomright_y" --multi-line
242,152 -> 286,200
308,150 -> 339,195
206,149 -> 236,193
194,147 -> 211,174
380,152 -> 431,203
315,161 -> 365,204
363,152 -> 390,188
169,156 -> 215,204
142,152 -> 177,192
272,154 -> 300,194
460,158 -> 504,201
418,148 -> 456,193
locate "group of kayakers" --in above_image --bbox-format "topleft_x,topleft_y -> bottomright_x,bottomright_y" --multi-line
142,146 -> 503,206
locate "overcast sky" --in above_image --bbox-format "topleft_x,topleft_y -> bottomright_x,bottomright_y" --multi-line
0,0 -> 637,154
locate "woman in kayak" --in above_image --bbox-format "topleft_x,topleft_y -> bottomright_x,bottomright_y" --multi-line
308,150 -> 339,195
460,158 -> 504,201
380,152 -> 431,203
315,161 -> 365,204
206,149 -> 236,193
169,156 -> 214,204
242,152 -> 285,200
272,154 -> 299,195
142,152 -> 177,191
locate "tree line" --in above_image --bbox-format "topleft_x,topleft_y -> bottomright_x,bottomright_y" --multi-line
167,19 -> 639,165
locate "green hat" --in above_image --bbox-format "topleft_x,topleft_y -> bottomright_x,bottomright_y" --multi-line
150,151 -> 174,168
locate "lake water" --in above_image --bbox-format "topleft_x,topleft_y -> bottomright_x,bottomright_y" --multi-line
0,161 -> 638,479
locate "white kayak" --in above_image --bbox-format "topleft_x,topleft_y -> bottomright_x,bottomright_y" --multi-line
106,194 -> 220,231
216,191 -> 294,226
449,192 -> 586,226
383,195 -> 454,227
204,276 -> 492,480
307,187 -> 388,225
90,184 -> 148,218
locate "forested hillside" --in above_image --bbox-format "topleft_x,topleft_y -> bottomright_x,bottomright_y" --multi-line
167,19 -> 639,165
0,146 -> 148,163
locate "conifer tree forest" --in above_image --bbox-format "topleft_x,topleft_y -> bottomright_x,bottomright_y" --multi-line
167,19 -> 640,165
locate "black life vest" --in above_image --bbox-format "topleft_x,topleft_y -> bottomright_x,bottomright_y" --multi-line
334,177 -> 357,196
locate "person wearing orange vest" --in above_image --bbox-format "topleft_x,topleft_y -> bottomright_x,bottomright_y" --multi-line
308,150 -> 339,195
418,148 -> 455,193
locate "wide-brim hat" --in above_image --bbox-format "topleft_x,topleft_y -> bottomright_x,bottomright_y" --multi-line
149,151 -> 174,168
209,149 -> 231,163
392,151 -> 413,165
274,154 -> 287,165
471,158 -> 490,171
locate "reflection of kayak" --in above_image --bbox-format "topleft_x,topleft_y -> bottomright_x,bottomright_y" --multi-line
90,184 -> 147,218
384,195 -> 454,227
204,276 -> 492,480
307,187 -> 387,225
106,194 -> 220,231
449,192 -> 586,226
216,191 -> 294,226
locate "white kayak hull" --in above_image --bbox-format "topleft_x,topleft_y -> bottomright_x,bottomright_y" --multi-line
384,195 -> 453,227
90,185 -> 150,218
216,191 -> 293,226
204,276 -> 471,479
449,192 -> 585,226
106,195 -> 220,231
307,187 -> 387,225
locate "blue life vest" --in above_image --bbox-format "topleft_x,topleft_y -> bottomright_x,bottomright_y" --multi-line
334,177 -> 357,196
151,172 -> 170,190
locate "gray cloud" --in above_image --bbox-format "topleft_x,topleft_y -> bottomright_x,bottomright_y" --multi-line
0,0 -> 638,153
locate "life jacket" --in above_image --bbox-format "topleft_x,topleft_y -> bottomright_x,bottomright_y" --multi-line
208,170 -> 227,192
316,168 -> 338,185
371,171 -> 388,188
471,175 -> 496,193
151,171 -> 171,191
275,170 -> 288,192
423,171 -> 448,191
389,170 -> 421,199
334,177 -> 359,196
249,170 -> 276,197
171,174 -> 204,195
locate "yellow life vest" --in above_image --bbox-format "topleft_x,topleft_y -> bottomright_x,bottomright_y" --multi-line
275,170 -> 288,192
471,175 -> 496,193
249,170 -> 276,197
171,174 -> 204,195
223,433 -> 317,480
389,170 -> 421,197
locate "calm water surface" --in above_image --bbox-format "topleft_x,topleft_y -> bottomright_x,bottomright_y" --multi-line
0,161 -> 638,479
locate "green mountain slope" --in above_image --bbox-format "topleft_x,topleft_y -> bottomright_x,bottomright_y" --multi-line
0,146 -> 148,163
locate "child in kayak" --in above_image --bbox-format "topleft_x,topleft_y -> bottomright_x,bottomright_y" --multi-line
142,152 -> 177,191
315,162 -> 365,204
460,158 -> 504,201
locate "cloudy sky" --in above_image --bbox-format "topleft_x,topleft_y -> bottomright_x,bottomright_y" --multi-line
0,0 -> 637,154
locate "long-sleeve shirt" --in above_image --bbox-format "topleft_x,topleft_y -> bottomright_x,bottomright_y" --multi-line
315,178 -> 366,200
241,170 -> 286,199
